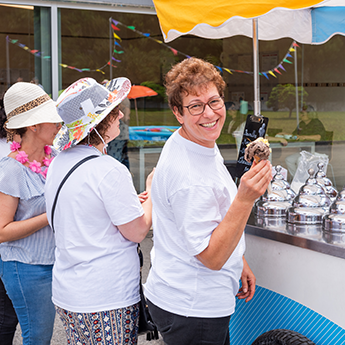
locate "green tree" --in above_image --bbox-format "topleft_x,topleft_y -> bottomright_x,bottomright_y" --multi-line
267,84 -> 308,118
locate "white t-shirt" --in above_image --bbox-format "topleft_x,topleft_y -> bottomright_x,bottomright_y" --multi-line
45,145 -> 144,313
144,130 -> 245,318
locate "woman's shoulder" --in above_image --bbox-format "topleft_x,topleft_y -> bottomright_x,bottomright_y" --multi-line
0,156 -> 45,199
0,156 -> 24,173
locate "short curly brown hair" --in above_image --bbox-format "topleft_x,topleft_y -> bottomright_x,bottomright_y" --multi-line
79,105 -> 120,146
165,57 -> 226,115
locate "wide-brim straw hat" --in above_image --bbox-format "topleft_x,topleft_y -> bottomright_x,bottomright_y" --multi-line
4,82 -> 62,129
53,77 -> 131,151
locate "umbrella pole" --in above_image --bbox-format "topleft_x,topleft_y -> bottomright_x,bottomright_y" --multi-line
252,18 -> 261,117
135,99 -> 139,126
295,45 -> 300,130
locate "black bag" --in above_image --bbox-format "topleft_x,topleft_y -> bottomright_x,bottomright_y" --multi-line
137,245 -> 159,341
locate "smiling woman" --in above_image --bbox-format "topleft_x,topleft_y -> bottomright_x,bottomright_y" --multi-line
144,57 -> 272,345
165,58 -> 226,148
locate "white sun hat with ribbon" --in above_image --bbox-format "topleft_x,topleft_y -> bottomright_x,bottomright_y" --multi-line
4,82 -> 62,129
53,77 -> 131,151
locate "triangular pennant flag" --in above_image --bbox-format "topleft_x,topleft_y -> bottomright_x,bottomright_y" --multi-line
31,49 -> 39,54
155,39 -> 163,44
11,39 -> 18,44
107,62 -> 117,68
113,33 -> 122,41
127,26 -> 135,30
112,19 -> 119,26
96,69 -> 105,74
114,49 -> 124,54
60,64 -> 68,68
262,72 -> 269,79
283,58 -> 292,64
289,48 -> 295,52
215,66 -> 223,73
286,53 -> 292,58
274,68 -> 282,75
81,68 -> 90,71
170,48 -> 178,55
223,68 -> 233,74
112,57 -> 121,62
259,73 -> 262,76
111,23 -> 120,31
186,55 -> 191,59
279,64 -> 286,72
269,71 -> 276,78
293,42 -> 300,48
143,33 -> 150,37
115,41 -> 122,48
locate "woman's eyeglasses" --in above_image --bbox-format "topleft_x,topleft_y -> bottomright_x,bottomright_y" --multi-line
183,97 -> 224,116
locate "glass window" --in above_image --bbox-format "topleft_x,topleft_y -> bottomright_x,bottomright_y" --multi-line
58,8 -> 345,191
2,4 -> 344,191
0,4 -> 52,95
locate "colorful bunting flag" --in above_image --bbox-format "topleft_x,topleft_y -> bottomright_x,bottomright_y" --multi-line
113,32 -> 122,41
8,17 -> 298,81
111,23 -> 120,31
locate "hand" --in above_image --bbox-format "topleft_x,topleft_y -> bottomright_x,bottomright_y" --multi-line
145,168 -> 155,191
237,257 -> 256,303
138,191 -> 148,204
237,160 -> 272,205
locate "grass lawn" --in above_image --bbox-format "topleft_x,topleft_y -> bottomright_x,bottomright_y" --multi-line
128,108 -> 345,146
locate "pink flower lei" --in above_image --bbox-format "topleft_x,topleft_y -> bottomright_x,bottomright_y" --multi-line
10,141 -> 54,178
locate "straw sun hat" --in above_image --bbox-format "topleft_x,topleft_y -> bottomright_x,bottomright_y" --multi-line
53,77 -> 131,151
4,82 -> 62,129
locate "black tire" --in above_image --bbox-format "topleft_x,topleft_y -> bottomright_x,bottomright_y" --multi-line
251,329 -> 316,345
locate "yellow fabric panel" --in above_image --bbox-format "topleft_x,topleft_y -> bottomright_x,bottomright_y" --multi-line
153,0 -> 324,37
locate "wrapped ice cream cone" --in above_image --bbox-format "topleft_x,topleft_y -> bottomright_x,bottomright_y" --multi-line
244,137 -> 271,163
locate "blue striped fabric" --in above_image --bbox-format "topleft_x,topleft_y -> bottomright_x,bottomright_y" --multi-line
0,157 -> 55,264
230,286 -> 345,344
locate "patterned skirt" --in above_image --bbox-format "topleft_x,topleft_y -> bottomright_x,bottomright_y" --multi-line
56,302 -> 140,345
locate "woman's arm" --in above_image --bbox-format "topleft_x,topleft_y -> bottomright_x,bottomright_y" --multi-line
196,160 -> 272,270
118,169 -> 154,243
0,192 -> 49,243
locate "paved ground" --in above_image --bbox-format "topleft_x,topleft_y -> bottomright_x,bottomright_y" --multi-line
13,230 -> 164,345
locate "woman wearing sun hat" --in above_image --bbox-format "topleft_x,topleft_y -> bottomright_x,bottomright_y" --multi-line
0,82 -> 62,344
45,77 -> 153,345
0,97 -> 18,344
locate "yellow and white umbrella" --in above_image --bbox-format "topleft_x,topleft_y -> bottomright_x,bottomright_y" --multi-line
153,0 -> 326,116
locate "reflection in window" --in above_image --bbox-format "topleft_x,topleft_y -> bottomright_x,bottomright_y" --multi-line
0,4 -> 52,94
